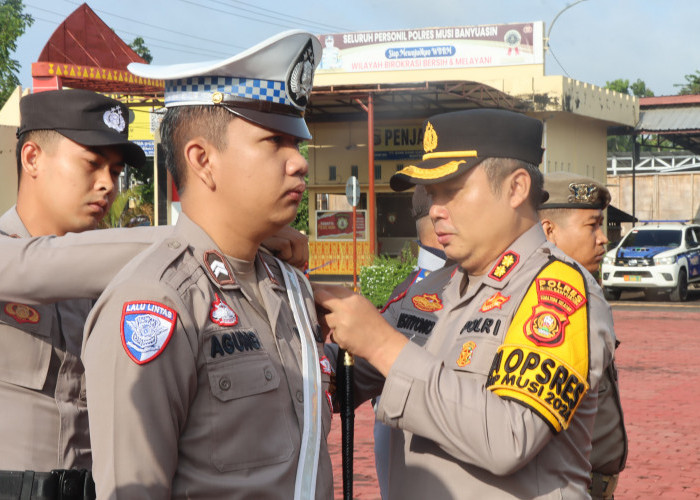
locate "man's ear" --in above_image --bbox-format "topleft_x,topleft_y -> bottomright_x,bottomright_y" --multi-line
541,218 -> 557,244
184,137 -> 216,191
20,141 -> 42,179
506,168 -> 531,209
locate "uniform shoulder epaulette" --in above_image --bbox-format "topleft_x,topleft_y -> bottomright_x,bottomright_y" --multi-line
486,256 -> 590,433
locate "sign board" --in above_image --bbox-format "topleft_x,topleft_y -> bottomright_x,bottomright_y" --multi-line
316,210 -> 367,240
345,176 -> 360,207
317,22 -> 543,74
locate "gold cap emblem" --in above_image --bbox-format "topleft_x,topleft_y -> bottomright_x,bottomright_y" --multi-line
211,92 -> 224,104
424,121 -> 438,153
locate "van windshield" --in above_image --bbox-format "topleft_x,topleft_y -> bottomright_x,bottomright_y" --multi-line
621,229 -> 681,248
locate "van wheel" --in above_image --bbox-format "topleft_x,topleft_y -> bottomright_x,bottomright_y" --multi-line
669,269 -> 688,302
603,287 -> 621,301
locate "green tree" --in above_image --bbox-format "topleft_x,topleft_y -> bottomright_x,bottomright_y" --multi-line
129,36 -> 153,64
605,78 -> 660,153
675,70 -> 700,95
0,0 -> 33,106
291,143 -> 309,232
605,78 -> 630,95
630,79 -> 654,97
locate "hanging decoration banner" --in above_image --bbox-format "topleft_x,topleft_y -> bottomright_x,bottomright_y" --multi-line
317,22 -> 543,74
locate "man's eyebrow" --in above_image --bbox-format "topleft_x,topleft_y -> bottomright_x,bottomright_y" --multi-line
85,146 -> 126,166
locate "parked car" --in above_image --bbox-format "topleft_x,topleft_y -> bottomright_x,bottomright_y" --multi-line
601,222 -> 700,301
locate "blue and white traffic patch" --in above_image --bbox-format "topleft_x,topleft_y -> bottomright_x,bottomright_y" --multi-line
121,301 -> 177,365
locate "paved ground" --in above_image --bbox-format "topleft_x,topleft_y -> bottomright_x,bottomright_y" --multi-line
327,308 -> 700,499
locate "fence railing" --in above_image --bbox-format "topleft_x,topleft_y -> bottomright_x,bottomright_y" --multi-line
607,153 -> 700,175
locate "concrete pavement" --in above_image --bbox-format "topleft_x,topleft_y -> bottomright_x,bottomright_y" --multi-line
327,309 -> 700,499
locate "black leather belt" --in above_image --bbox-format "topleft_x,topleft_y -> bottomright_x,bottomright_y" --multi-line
0,469 -> 95,500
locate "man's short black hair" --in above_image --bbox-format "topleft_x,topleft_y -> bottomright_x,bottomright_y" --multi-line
15,130 -> 61,183
159,106 -> 236,193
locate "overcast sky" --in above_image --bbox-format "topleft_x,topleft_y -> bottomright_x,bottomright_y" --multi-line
15,0 -> 700,97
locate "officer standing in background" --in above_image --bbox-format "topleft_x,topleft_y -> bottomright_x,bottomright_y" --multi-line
0,89 -> 146,498
374,185 -> 448,498
539,171 -> 628,500
316,108 -> 617,499
82,31 -> 333,499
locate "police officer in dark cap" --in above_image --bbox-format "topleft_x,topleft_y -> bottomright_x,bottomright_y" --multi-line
0,88 -> 144,499
316,108 -> 618,499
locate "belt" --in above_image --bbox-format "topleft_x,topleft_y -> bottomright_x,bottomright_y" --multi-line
0,470 -> 95,500
589,472 -> 619,500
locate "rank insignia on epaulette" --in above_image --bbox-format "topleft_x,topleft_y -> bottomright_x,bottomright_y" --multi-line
488,250 -> 520,281
204,250 -> 235,286
4,303 -> 39,324
209,293 -> 238,327
121,301 -> 177,365
480,292 -> 510,313
411,293 -> 443,312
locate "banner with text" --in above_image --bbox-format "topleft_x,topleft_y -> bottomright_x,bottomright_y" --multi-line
316,210 -> 367,240
317,22 -> 543,74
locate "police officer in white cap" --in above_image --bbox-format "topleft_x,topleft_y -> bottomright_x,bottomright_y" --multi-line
82,30 -> 333,499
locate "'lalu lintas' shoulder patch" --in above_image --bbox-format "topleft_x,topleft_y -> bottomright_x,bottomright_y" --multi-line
121,301 -> 177,365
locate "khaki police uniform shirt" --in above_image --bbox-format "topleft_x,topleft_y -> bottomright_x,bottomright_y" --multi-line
374,224 -> 616,499
82,213 -> 333,499
0,207 -> 92,470
0,226 -> 172,304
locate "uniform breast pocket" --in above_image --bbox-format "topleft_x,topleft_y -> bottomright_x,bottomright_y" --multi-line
207,350 -> 296,472
0,303 -> 53,390
448,337 -> 501,377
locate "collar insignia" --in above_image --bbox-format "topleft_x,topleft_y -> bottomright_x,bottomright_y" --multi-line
209,293 -> 238,327
204,250 -> 236,286
456,341 -> 477,367
4,303 -> 40,324
480,292 -> 511,313
411,292 -> 443,312
488,250 -> 520,281
103,106 -> 126,132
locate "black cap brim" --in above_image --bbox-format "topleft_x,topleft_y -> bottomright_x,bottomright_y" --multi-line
58,128 -> 146,168
223,106 -> 311,140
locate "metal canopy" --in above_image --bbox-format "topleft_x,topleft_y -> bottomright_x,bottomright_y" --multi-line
306,80 -> 530,123
636,106 -> 700,154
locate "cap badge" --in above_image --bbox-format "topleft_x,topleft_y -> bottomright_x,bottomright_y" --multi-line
103,106 -> 126,132
288,40 -> 315,109
568,183 -> 598,204
424,121 -> 438,153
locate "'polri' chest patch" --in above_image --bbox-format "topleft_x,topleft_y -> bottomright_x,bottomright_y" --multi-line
121,301 -> 177,365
